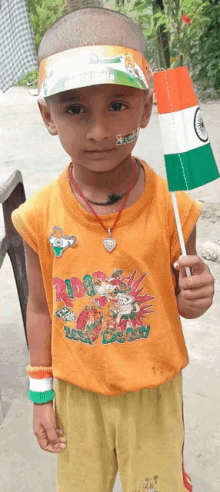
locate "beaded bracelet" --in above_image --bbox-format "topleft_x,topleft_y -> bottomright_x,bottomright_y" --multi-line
26,364 -> 55,404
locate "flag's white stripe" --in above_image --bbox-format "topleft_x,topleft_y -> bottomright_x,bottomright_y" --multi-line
29,377 -> 53,392
158,105 -> 209,155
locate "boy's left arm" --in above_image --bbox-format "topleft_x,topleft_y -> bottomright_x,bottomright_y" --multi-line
172,226 -> 215,319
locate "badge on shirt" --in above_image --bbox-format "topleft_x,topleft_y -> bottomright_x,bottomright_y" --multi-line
49,226 -> 77,257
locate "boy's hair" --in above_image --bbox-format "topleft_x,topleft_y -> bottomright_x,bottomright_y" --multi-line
38,7 -> 148,66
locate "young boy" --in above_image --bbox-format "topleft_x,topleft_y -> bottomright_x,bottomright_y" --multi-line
11,7 -> 214,492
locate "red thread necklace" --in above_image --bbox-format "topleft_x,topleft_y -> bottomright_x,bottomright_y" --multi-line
69,158 -> 138,252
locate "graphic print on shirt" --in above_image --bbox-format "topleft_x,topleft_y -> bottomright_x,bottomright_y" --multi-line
49,226 -> 77,257
135,475 -> 160,492
53,268 -> 156,345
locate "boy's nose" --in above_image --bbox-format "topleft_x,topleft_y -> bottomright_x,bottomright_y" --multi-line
86,117 -> 111,142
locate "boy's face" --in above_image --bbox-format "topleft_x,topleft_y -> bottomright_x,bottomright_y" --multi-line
38,84 -> 154,173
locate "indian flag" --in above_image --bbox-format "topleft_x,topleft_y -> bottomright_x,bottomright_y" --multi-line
153,66 -> 220,191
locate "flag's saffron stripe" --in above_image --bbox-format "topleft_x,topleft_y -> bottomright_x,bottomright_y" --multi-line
153,67 -> 197,114
158,105 -> 208,155
165,143 -> 220,191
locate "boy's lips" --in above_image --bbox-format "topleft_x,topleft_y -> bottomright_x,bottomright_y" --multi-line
86,148 -> 114,153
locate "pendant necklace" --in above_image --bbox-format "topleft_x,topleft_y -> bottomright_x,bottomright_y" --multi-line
69,158 -> 138,252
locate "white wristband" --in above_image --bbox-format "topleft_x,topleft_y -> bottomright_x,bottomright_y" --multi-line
29,376 -> 53,392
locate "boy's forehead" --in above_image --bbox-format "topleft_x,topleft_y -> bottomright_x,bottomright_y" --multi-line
55,85 -> 141,102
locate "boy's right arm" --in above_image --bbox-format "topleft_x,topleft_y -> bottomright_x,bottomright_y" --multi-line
24,240 -> 67,453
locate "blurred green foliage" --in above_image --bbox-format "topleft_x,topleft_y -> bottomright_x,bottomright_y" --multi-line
27,0 -> 65,52
184,0 -> 220,96
16,69 -> 39,88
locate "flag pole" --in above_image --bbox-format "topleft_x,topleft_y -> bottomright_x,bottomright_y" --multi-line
171,192 -> 191,277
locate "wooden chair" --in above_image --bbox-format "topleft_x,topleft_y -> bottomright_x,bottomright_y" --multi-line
0,170 -> 29,348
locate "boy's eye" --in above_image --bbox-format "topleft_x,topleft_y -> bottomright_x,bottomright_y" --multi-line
66,105 -> 85,115
110,102 -> 126,112
65,102 -> 126,114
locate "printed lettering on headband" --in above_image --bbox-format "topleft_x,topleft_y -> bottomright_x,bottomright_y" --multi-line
37,46 -> 151,98
116,128 -> 139,145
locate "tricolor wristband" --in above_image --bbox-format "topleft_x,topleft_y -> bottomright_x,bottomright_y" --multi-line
26,364 -> 55,404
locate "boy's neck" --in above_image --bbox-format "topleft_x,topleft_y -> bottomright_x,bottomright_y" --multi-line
71,155 -> 134,196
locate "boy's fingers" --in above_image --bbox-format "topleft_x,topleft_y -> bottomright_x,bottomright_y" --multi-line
47,426 -> 62,447
56,428 -> 67,442
174,255 -> 206,277
179,265 -> 187,279
174,257 -> 187,278
56,428 -> 66,437
56,428 -> 63,434
59,436 -> 67,443
47,428 -> 67,451
35,428 -> 60,453
38,427 -> 66,453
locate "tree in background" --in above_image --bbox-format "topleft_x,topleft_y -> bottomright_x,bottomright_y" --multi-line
152,0 -> 170,69
187,0 -> 220,91
27,0 -> 65,53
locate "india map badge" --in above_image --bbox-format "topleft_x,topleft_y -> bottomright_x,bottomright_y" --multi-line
49,226 -> 77,257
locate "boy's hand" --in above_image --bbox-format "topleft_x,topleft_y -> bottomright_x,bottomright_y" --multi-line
33,401 -> 67,453
174,255 -> 214,319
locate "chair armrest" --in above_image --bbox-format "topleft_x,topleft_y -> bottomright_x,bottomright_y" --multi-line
0,170 -> 24,204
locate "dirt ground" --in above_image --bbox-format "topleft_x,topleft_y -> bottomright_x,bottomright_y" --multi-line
0,87 -> 220,492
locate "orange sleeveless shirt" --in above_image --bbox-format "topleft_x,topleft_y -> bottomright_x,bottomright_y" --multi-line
12,160 -> 202,395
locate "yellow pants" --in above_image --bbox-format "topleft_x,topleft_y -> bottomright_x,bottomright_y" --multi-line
55,371 -> 193,492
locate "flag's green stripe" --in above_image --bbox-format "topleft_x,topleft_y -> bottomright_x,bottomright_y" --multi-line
165,143 -> 220,191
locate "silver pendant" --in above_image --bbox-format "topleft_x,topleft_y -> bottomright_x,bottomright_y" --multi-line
103,229 -> 116,252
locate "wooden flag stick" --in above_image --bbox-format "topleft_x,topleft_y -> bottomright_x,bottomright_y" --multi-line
171,192 -> 191,277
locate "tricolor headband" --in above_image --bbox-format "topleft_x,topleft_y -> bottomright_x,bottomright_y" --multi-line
38,45 -> 151,98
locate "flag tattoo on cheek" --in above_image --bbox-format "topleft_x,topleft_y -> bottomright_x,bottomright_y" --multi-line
116,128 -> 139,145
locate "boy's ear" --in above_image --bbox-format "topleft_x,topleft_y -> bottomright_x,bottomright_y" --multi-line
140,88 -> 154,129
37,98 -> 58,136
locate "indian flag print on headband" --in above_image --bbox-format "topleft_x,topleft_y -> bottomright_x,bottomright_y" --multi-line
153,67 -> 220,191
38,45 -> 151,98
